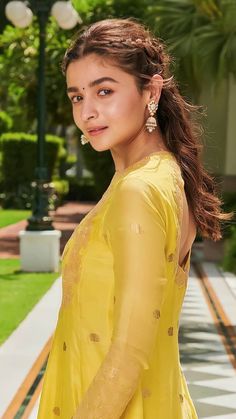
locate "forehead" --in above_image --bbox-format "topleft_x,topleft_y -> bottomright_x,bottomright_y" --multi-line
66,53 -> 131,86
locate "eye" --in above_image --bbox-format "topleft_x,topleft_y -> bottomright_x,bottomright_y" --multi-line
70,95 -> 83,104
98,88 -> 113,96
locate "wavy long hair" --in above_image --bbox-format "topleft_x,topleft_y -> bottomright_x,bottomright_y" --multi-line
62,18 -> 232,241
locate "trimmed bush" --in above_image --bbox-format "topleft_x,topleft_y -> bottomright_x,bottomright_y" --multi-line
66,176 -> 97,202
58,151 -> 75,178
52,179 -> 70,207
0,132 -> 65,190
80,145 -> 114,198
0,111 -> 13,133
0,132 -> 66,209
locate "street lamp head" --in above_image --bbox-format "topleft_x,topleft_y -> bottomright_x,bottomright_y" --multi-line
57,9 -> 80,29
5,0 -> 81,30
51,1 -> 82,30
5,1 -> 33,28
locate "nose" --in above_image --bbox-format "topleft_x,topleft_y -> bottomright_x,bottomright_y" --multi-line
80,97 -> 98,122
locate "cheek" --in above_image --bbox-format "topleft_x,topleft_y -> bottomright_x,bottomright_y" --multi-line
72,106 -> 81,126
107,91 -> 143,121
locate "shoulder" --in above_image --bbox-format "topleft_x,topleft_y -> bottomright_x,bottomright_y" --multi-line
112,175 -> 163,201
113,157 -> 183,205
114,176 -> 154,197
108,176 -> 168,226
109,156 -> 184,218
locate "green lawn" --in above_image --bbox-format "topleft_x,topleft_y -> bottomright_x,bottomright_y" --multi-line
0,209 -> 30,228
0,259 -> 59,345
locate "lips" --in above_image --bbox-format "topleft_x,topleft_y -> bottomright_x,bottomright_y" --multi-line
87,126 -> 108,136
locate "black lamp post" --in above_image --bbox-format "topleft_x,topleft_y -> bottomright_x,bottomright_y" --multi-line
28,0 -> 54,231
5,0 -> 81,231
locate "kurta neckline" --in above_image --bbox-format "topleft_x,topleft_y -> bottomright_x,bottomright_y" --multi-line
114,150 -> 176,178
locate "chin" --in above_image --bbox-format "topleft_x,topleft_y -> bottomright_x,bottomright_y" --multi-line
89,143 -> 111,152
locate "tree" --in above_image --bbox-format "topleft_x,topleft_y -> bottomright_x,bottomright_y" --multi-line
151,0 -> 236,98
0,17 -> 74,133
0,0 -> 161,134
1,0 -> 235,131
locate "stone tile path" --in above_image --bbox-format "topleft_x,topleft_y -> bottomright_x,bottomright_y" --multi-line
180,264 -> 236,418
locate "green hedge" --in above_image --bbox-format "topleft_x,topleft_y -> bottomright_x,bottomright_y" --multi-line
52,179 -> 70,207
66,176 -> 97,201
0,111 -> 13,133
0,132 -> 65,191
80,145 -> 114,198
0,132 -> 66,209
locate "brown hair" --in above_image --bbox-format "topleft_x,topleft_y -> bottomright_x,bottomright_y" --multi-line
62,18 -> 232,241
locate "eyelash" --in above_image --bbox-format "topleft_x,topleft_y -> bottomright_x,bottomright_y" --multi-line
70,88 -> 113,104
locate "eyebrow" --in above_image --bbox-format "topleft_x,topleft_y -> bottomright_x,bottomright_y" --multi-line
67,77 -> 118,93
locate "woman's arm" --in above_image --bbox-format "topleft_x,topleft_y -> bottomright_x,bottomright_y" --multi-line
73,177 -> 168,418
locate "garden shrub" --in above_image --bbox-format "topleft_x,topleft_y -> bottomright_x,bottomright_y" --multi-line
0,132 -> 66,208
66,176 -> 97,202
51,179 -> 70,207
57,150 -> 76,178
80,145 -> 115,198
0,111 -> 13,133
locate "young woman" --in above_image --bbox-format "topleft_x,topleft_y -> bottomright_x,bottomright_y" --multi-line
37,18 -> 230,419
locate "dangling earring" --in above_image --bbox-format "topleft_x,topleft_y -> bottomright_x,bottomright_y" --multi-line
145,100 -> 158,133
80,134 -> 89,145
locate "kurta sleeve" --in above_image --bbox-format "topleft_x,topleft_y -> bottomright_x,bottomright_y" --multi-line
73,177 -> 168,419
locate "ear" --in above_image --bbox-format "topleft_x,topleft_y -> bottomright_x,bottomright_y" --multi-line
148,74 -> 163,103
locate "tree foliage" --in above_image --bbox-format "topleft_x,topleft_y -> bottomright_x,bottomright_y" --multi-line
0,17 -> 72,132
153,0 -> 236,95
0,0 -> 235,133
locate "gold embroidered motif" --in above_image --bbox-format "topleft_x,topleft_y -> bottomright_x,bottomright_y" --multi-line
142,387 -> 151,398
89,333 -> 100,342
61,224 -> 91,307
53,406 -> 60,415
61,179 -> 116,308
130,222 -> 143,234
167,253 -> 174,262
153,309 -> 160,319
175,274 -> 187,287
109,367 -> 119,378
114,296 -> 116,304
63,341 -> 67,351
168,327 -> 174,336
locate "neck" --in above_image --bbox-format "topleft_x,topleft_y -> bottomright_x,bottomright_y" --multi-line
110,124 -> 167,172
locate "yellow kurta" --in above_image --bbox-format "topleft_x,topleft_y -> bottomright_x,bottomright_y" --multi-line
37,150 -> 198,419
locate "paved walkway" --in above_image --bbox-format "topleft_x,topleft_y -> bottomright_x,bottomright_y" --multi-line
0,205 -> 236,418
180,263 -> 236,418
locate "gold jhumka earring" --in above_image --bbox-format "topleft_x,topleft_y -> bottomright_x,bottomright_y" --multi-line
145,100 -> 158,133
80,134 -> 89,145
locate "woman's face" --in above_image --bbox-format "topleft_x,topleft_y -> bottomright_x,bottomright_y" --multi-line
66,53 -> 150,152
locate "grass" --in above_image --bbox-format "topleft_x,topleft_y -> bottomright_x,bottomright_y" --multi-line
0,209 -> 30,228
0,259 -> 59,345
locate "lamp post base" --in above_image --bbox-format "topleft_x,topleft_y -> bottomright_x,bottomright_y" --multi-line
19,230 -> 61,272
26,215 -> 54,231
26,178 -> 54,231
